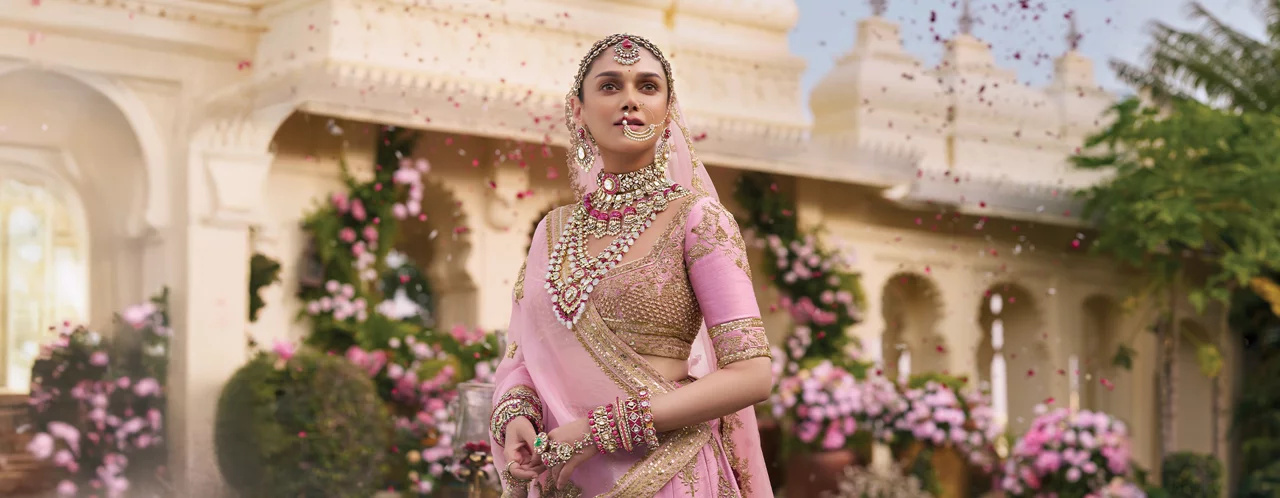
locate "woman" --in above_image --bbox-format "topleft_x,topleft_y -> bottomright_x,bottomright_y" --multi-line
489,33 -> 774,498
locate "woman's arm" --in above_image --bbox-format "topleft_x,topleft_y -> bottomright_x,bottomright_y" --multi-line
650,196 -> 773,432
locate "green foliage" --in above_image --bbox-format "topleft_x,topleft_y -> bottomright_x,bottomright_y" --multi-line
905,372 -> 967,391
1239,461 -> 1280,498
1074,97 -> 1280,308
249,252 -> 282,323
1161,452 -> 1223,498
215,347 -> 389,498
1231,281 -> 1280,495
1109,1 -> 1280,113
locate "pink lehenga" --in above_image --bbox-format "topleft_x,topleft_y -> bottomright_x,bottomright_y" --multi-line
489,34 -> 774,498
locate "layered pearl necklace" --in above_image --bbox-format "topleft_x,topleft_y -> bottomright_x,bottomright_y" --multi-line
546,162 -> 689,328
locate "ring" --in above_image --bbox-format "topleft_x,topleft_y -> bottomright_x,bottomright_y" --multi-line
506,461 -> 517,473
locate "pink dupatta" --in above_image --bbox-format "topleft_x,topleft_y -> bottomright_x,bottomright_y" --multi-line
491,37 -> 771,497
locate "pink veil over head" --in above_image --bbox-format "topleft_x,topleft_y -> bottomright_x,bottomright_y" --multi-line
559,33 -> 772,497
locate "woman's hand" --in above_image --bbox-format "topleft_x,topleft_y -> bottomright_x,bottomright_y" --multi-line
544,417 -> 599,488
503,416 -> 545,481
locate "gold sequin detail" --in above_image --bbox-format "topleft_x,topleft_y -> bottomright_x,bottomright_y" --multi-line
719,413 -> 754,495
708,318 -> 772,366
536,479 -> 583,498
513,260 -> 527,301
505,341 -> 518,359
680,460 -> 700,496
593,198 -> 703,360
686,201 -> 752,279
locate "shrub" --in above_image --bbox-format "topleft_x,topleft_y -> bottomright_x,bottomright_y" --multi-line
215,346 -> 389,498
1161,452 -> 1222,498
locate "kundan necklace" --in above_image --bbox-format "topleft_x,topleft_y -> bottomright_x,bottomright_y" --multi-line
545,161 -> 689,328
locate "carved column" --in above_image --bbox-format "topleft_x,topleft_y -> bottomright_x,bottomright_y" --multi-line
168,109 -> 287,497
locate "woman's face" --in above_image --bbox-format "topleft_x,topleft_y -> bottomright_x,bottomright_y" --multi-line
572,47 -> 671,157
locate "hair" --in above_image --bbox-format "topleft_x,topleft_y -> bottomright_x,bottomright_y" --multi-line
572,33 -> 674,103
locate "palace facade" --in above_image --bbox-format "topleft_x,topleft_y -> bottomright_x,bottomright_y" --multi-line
0,0 -> 1233,494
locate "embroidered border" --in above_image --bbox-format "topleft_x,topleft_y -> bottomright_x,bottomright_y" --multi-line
572,303 -> 712,497
707,318 -> 772,366
513,260 -> 527,301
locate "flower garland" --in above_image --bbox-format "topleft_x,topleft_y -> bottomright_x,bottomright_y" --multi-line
26,290 -> 172,497
998,406 -> 1136,497
293,126 -> 501,495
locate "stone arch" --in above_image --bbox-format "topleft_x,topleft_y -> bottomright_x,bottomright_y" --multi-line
880,272 -> 944,382
1079,294 -> 1123,413
0,68 -> 159,327
1174,318 -> 1215,453
977,282 -> 1047,434
0,64 -> 168,233
397,174 -> 474,328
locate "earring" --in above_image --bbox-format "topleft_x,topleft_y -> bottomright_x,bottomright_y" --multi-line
574,126 -> 597,172
654,127 -> 672,168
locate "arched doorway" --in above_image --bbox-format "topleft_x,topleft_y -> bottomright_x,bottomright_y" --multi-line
977,283 -> 1046,434
881,272 -> 943,383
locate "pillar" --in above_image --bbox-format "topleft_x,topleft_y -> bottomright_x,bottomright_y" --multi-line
168,120 -> 279,496
933,267 -> 987,379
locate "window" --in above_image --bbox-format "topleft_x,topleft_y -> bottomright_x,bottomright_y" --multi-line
0,178 -> 86,393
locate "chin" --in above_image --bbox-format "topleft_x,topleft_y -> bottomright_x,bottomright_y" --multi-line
601,139 -> 655,156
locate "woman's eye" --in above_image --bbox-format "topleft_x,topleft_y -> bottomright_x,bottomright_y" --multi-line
642,83 -> 658,91
601,83 -> 618,91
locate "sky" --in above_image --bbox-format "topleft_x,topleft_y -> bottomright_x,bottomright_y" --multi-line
788,0 -> 1266,103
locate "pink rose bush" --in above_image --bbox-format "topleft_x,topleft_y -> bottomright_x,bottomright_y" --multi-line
26,291 -> 171,497
771,360 -> 868,451
999,406 -> 1134,497
884,380 -> 1001,472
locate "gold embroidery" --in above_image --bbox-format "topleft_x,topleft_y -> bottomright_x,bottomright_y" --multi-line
679,460 -> 700,496
535,479 -> 583,498
505,341 -> 519,359
569,302 -> 712,497
513,260 -> 527,301
593,198 -> 703,360
709,432 -> 743,498
719,413 -> 754,495
708,318 -> 772,366
686,201 -> 752,279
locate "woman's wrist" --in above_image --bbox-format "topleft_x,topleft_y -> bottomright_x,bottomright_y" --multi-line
491,385 -> 544,445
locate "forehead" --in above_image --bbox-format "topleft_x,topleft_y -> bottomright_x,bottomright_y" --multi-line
586,47 -> 667,79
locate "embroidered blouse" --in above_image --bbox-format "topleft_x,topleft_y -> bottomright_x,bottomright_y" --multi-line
588,195 -> 771,366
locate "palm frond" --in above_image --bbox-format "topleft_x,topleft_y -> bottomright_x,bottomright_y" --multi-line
1145,23 -> 1268,110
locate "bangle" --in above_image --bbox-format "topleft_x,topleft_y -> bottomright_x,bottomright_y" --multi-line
491,386 -> 543,445
621,389 -> 659,450
614,396 -> 633,452
588,403 -> 619,454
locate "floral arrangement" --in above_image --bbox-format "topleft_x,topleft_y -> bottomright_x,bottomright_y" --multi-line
26,290 -> 172,497
885,380 -> 1001,472
770,359 -> 905,454
1092,478 -> 1148,498
999,406 -> 1135,497
734,173 -> 868,370
284,125 -> 503,496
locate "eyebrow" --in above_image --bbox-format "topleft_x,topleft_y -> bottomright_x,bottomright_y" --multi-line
594,71 -> 665,81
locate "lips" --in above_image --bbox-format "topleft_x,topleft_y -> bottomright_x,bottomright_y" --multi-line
613,117 -> 645,127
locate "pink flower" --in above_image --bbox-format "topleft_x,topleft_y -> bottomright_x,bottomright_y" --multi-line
272,339 -> 297,361
133,378 -> 160,397
363,225 -> 379,242
351,199 -> 367,221
821,425 -> 846,450
56,480 -> 77,496
27,432 -> 54,459
53,449 -> 75,467
339,227 -> 357,243
90,351 -> 109,366
331,191 -> 349,212
120,303 -> 156,328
